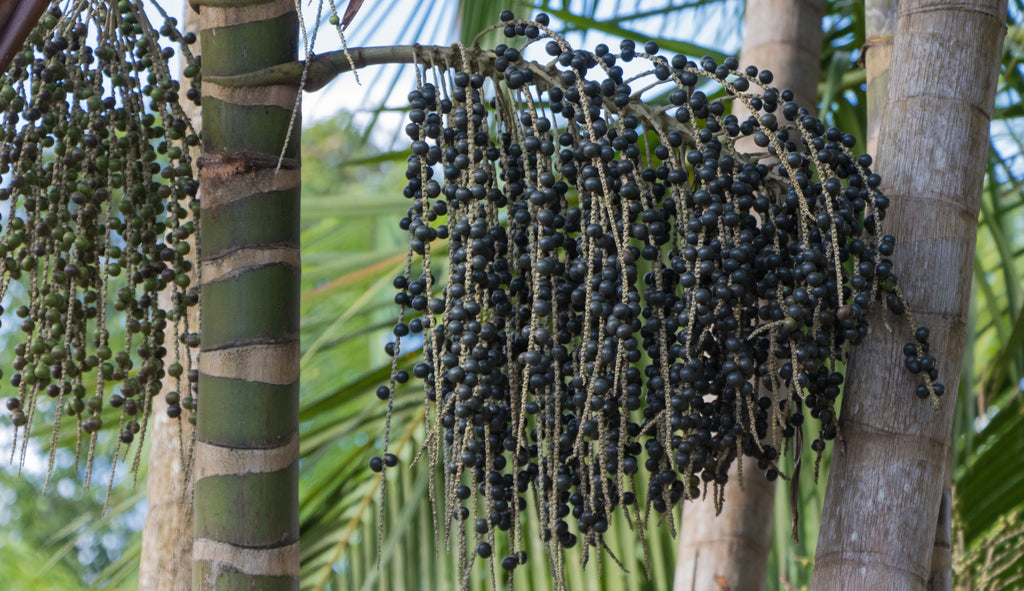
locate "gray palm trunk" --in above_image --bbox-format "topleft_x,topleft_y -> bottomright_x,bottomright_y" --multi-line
811,0 -> 1007,588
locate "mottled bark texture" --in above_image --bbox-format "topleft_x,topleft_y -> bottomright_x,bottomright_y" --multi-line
811,0 -> 1006,589
674,0 -> 824,589
194,1 -> 301,589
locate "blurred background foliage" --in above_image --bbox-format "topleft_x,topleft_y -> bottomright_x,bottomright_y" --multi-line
1,0 -> 1022,589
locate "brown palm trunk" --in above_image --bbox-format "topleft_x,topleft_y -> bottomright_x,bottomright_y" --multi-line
674,462 -> 776,590
674,0 -> 824,588
139,342 -> 197,591
810,0 -> 1006,588
138,4 -> 200,589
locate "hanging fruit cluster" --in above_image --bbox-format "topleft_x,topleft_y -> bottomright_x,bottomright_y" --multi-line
378,10 -> 943,581
0,1 -> 200,483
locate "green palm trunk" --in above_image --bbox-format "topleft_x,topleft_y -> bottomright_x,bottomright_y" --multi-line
194,2 -> 301,588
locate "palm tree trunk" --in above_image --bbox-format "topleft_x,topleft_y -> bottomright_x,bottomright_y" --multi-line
810,0 -> 1006,588
862,5 -> 954,588
142,314 -> 197,591
140,5 -> 200,588
863,0 -> 897,155
194,2 -> 301,589
674,467 -> 776,590
141,331 -> 197,591
674,0 -> 823,588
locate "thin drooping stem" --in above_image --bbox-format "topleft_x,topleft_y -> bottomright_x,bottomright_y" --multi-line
811,0 -> 1006,588
673,0 -> 824,589
193,1 -> 301,589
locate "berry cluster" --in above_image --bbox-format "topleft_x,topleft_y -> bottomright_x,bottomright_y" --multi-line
0,2 -> 200,481
378,10 -> 942,580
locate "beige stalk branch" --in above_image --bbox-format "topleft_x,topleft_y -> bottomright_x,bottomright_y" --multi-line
205,45 -> 500,92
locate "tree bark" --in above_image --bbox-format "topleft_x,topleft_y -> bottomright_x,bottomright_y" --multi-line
734,0 -> 825,108
810,0 -> 1006,589
674,462 -> 776,590
139,5 -> 200,589
141,339 -> 197,591
863,0 -> 898,156
861,5 -> 954,588
194,2 -> 301,589
674,0 -> 823,589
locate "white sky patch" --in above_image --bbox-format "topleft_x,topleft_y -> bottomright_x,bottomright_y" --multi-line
0,428 -> 47,478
